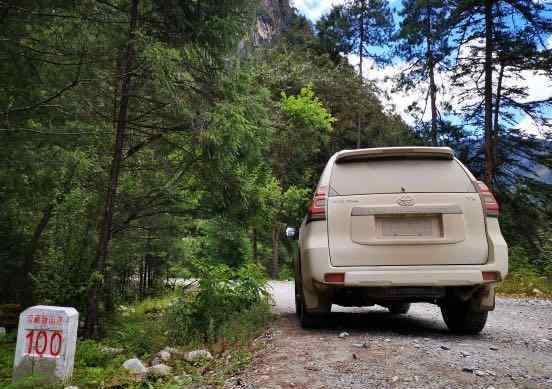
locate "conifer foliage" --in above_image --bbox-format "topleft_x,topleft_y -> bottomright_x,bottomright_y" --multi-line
0,0 -> 551,333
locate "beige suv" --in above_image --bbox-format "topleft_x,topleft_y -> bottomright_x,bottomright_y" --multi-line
289,147 -> 508,333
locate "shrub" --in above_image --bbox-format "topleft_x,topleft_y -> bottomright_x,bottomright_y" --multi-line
497,245 -> 552,297
278,262 -> 294,280
107,297 -> 172,357
167,261 -> 268,345
76,340 -> 114,368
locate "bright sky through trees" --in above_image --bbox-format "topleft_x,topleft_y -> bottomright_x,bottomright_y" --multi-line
292,0 -> 552,137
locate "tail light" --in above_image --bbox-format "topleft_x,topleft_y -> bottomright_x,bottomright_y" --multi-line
308,185 -> 328,221
476,181 -> 499,217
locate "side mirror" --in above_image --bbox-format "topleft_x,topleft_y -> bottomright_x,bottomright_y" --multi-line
285,226 -> 298,240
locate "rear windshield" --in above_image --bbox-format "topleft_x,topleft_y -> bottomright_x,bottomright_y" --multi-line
330,158 -> 476,195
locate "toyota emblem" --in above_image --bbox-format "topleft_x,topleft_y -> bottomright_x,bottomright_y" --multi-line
397,195 -> 415,206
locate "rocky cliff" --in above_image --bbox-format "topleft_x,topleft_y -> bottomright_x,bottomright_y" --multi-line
252,0 -> 293,44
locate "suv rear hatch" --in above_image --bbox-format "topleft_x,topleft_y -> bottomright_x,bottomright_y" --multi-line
327,148 -> 488,266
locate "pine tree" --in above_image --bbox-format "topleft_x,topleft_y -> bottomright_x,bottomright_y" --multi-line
395,0 -> 452,146
347,0 -> 394,80
315,0 -> 394,148
450,0 -> 552,189
315,5 -> 353,65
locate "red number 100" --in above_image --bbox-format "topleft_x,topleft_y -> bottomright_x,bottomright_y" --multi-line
25,330 -> 63,357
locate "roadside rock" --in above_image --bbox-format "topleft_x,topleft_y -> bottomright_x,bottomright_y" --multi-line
338,332 -> 349,338
122,358 -> 147,375
225,377 -> 242,386
151,357 -> 160,366
148,363 -> 172,377
532,288 -> 543,296
185,349 -> 213,361
157,350 -> 171,361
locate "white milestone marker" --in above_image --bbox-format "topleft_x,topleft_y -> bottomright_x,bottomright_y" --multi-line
12,305 -> 78,384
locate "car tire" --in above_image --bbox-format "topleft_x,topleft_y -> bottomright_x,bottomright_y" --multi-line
294,277 -> 301,317
296,283 -> 320,328
440,300 -> 488,334
388,303 -> 411,314
298,295 -> 319,329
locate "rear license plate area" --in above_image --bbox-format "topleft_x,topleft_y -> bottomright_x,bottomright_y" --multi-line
376,215 -> 442,238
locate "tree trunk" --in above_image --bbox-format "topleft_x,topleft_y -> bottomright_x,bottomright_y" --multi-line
21,205 -> 53,307
85,0 -> 139,338
483,0 -> 495,189
271,224 -> 280,279
147,256 -> 153,290
492,63 -> 504,176
103,264 -> 114,313
426,3 -> 438,146
21,163 -> 77,307
358,0 -> 365,82
356,0 -> 366,149
252,227 -> 257,262
493,64 -> 504,136
356,115 -> 361,149
139,256 -> 145,298
491,1 -> 504,178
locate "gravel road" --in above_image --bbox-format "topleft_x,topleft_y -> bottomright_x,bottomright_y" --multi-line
227,281 -> 552,389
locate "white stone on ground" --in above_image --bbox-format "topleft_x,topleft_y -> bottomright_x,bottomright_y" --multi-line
157,350 -> 171,361
122,358 -> 147,374
185,349 -> 213,361
148,363 -> 172,377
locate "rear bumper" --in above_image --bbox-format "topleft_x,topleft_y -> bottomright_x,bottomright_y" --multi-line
340,268 -> 499,287
299,217 -> 508,310
307,263 -> 507,289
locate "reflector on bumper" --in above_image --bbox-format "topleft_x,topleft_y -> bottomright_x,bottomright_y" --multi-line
324,273 -> 345,283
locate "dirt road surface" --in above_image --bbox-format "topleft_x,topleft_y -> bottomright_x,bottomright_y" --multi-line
227,281 -> 552,389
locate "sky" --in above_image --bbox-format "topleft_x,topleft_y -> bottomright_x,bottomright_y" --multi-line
290,0 -> 552,137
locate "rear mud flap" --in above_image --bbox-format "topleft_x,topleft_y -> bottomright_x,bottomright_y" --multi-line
470,285 -> 496,312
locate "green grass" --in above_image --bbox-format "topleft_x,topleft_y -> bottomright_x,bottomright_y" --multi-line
0,339 -> 16,388
1,295 -> 273,389
497,272 -> 552,298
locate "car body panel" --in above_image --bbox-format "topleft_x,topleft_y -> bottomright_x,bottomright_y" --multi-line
297,147 -> 508,312
327,193 -> 489,266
